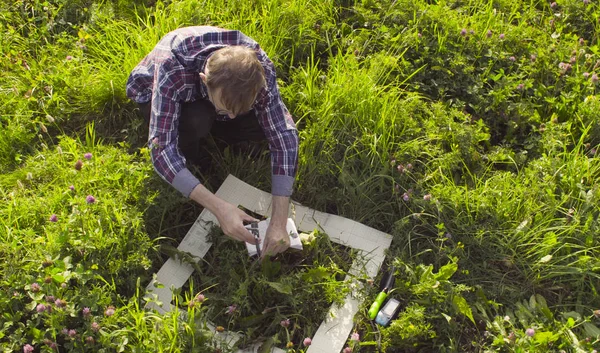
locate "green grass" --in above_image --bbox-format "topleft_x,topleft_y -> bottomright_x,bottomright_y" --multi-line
1,0 -> 600,351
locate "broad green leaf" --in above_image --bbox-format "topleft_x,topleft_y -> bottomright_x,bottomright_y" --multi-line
435,263 -> 458,281
267,281 -> 292,295
29,327 -> 42,340
532,331 -> 554,344
52,274 -> 65,283
562,311 -> 582,321
419,264 -> 435,283
261,258 -> 282,279
452,295 -> 475,324
301,267 -> 330,282
535,294 -> 553,320
583,322 -> 600,338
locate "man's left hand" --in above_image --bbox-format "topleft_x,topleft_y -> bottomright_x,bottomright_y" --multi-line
261,223 -> 290,260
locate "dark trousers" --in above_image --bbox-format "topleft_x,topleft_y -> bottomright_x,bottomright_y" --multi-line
138,99 -> 267,165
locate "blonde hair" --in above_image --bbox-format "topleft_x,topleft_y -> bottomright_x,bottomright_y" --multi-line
205,46 -> 267,116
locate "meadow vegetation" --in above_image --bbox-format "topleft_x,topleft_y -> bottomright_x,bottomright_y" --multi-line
1,0 -> 600,351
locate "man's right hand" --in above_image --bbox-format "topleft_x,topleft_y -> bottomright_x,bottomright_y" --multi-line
188,183 -> 258,244
214,203 -> 259,244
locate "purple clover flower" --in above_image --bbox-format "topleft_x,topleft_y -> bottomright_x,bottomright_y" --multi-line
517,83 -> 525,90
85,336 -> 95,344
592,74 -> 599,83
526,328 -> 535,337
226,304 -> 237,315
86,195 -> 96,204
91,322 -> 100,332
68,329 -> 77,338
402,193 -> 410,202
579,37 -> 585,46
280,319 -> 290,328
49,214 -> 58,222
509,56 -> 516,62
55,299 -> 66,308
350,332 -> 360,342
423,194 -> 432,201
486,29 -> 492,38
104,306 -> 115,316
584,72 -> 590,78
23,344 -> 34,353
460,28 -> 467,36
84,152 -> 92,160
69,185 -> 75,191
303,337 -> 312,346
82,307 -> 91,317
36,304 -> 46,313
499,33 -> 505,39
550,1 -> 557,8
343,347 -> 353,353
30,283 -> 40,292
417,32 -> 422,38
66,55 -> 73,61
559,62 -> 572,73
530,54 -> 537,62
194,293 -> 205,303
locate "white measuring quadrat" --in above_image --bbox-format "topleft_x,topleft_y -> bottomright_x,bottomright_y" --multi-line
145,175 -> 393,353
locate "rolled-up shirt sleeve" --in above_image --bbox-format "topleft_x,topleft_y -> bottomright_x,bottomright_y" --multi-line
255,64 -> 299,196
148,60 -> 200,197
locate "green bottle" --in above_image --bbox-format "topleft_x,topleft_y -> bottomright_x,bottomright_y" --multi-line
367,266 -> 395,320
368,291 -> 388,319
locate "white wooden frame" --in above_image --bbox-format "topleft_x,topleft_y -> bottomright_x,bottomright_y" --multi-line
145,175 -> 392,353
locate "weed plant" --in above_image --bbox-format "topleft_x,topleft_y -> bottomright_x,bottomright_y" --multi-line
181,228 -> 355,351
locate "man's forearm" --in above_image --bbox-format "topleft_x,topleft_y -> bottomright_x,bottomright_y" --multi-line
270,195 -> 290,227
189,183 -> 228,217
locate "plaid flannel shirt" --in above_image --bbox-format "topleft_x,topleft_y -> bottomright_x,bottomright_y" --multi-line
126,26 -> 298,197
